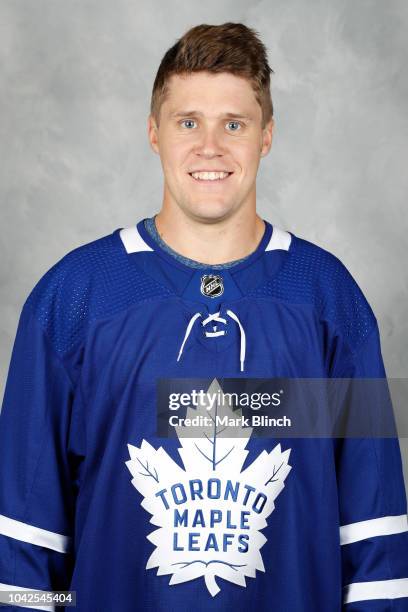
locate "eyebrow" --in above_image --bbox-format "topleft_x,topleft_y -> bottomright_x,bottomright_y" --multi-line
170,110 -> 253,121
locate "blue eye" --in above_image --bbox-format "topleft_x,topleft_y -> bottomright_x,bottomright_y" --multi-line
180,119 -> 197,129
227,121 -> 241,131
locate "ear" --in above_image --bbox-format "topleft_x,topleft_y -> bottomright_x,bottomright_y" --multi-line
260,118 -> 274,157
147,114 -> 160,154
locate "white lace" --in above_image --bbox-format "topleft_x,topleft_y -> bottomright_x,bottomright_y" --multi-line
177,309 -> 246,371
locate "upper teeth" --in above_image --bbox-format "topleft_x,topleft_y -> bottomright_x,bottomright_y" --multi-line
191,171 -> 230,180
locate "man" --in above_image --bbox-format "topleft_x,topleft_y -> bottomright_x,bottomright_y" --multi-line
0,22 -> 407,612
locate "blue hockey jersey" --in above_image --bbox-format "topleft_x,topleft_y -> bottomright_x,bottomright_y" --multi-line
0,218 -> 407,611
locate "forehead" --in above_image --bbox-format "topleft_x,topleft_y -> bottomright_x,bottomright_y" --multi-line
162,71 -> 260,117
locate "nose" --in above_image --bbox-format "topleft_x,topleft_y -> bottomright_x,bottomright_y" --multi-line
194,126 -> 224,158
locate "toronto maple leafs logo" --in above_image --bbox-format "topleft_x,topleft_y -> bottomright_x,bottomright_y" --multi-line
125,378 -> 292,597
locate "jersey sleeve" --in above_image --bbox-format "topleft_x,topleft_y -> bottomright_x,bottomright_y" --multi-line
333,322 -> 408,610
0,260 -> 86,610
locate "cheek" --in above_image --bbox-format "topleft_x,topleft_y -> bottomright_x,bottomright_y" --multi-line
230,135 -> 260,157
235,145 -> 261,176
162,142 -> 190,170
161,152 -> 182,178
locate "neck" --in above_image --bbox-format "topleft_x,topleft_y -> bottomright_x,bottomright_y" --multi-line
154,206 -> 265,266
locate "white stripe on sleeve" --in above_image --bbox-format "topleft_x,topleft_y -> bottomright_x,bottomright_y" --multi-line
344,577 -> 408,603
340,514 -> 408,545
0,513 -> 70,553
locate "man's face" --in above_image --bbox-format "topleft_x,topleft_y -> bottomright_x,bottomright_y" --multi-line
148,71 -> 273,223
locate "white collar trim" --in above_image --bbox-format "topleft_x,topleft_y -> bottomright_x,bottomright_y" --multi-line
120,223 -> 291,255
265,226 -> 292,251
119,226 -> 153,253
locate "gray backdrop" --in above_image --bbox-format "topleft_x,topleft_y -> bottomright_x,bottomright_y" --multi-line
1,1 -> 407,487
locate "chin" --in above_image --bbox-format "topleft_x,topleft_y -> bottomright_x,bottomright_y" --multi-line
190,209 -> 235,224
182,200 -> 238,223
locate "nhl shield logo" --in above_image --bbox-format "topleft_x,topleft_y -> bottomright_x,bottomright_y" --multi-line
200,274 -> 224,298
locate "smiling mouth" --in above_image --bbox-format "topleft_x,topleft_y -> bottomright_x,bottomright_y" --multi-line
188,171 -> 233,182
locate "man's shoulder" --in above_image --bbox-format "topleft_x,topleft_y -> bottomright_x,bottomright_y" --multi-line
20,229 -> 118,354
256,225 -> 377,354
264,228 -> 360,304
21,224 -> 169,356
285,231 -> 377,348
288,232 -> 348,281
55,227 -> 119,267
26,229 -> 117,302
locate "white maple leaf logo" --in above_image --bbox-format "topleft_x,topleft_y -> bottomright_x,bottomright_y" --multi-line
125,378 -> 292,596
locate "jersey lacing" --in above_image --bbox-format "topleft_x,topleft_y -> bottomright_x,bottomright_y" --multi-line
176,309 -> 246,372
